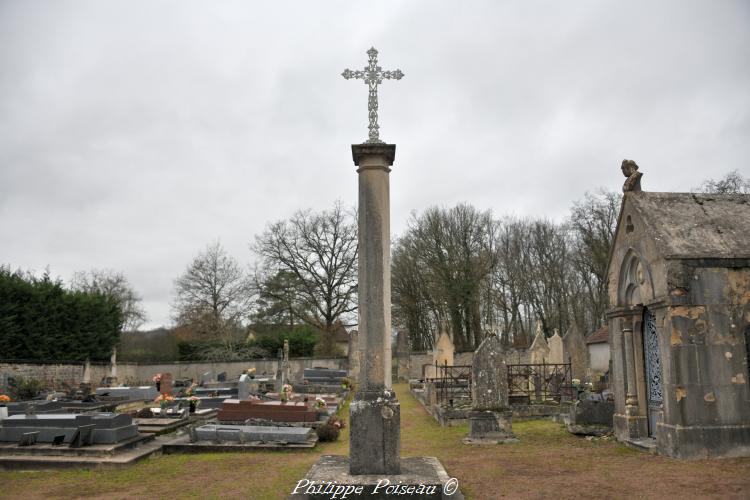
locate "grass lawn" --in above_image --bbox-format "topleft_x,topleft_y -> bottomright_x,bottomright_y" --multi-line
2,383 -> 749,499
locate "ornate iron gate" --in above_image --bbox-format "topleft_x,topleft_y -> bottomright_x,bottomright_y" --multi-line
643,309 -> 663,436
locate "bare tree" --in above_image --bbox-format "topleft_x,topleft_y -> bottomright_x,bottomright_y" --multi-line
172,241 -> 252,345
71,269 -> 147,332
392,204 -> 496,351
567,189 -> 621,332
693,169 -> 750,194
251,202 -> 358,352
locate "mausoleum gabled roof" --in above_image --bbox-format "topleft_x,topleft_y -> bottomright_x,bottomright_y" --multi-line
624,192 -> 750,260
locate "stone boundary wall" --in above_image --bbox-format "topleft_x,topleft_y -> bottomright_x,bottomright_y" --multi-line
406,346 -> 530,380
0,357 -> 348,389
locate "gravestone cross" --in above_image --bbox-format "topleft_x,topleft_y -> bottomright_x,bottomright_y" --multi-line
342,47 -> 404,144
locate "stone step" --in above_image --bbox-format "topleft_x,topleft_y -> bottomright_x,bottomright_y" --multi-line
627,438 -> 658,454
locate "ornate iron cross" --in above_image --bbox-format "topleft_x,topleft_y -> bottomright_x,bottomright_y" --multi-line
342,47 -> 404,144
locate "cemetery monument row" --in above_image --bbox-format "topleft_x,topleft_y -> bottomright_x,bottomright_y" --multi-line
295,47 -> 458,499
607,160 -> 750,459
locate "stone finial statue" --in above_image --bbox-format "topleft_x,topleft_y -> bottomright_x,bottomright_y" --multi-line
621,159 -> 643,193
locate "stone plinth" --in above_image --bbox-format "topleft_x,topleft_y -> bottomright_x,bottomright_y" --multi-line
350,391 -> 400,475
463,410 -> 518,445
291,455 -> 462,500
464,335 -> 517,445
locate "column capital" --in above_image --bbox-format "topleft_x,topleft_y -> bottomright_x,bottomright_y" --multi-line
352,143 -> 396,167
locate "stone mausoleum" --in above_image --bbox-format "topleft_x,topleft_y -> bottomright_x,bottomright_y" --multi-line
607,162 -> 750,458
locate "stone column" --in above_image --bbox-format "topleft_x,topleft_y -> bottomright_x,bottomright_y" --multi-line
349,142 -> 400,475
623,326 -> 639,409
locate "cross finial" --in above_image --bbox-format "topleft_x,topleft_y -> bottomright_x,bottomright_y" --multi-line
342,47 -> 404,143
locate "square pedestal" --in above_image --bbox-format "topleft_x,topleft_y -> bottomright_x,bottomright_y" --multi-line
290,455 -> 463,499
463,410 -> 518,445
349,393 -> 400,475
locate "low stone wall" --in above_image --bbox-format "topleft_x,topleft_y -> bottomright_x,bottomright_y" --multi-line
0,357 -> 348,389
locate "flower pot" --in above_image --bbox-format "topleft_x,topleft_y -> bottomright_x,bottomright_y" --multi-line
156,381 -> 161,392
189,401 -> 197,413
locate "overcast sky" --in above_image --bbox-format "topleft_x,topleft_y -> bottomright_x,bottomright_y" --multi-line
1,1 -> 748,329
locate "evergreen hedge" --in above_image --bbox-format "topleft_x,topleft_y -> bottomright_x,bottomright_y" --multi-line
0,267 -> 123,361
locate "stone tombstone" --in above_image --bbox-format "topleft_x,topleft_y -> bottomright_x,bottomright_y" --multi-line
159,373 -> 173,395
281,339 -> 291,384
470,334 -> 509,410
563,324 -> 589,381
529,323 -> 550,365
82,359 -> 92,384
347,329 -> 360,382
465,334 -> 517,445
548,329 -> 564,365
200,371 -> 215,385
238,374 -> 258,400
433,332 -> 454,367
395,330 -> 410,381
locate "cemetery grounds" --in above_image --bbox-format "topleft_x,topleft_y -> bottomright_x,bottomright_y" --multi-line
1,383 -> 748,500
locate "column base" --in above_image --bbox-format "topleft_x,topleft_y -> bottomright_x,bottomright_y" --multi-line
463,410 -> 518,445
613,412 -> 648,442
657,422 -> 750,459
349,391 -> 400,475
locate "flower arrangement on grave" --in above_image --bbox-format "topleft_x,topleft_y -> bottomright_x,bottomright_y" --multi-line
280,383 -> 293,403
0,394 -> 10,404
184,383 -> 198,397
152,373 -> 162,391
340,377 -> 353,390
154,394 -> 175,409
316,415 -> 346,442
328,415 -> 346,430
186,395 -> 201,413
315,397 -> 326,409
245,367 -> 256,378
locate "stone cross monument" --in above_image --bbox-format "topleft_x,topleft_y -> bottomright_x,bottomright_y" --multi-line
296,48 -> 459,498
343,47 -> 404,475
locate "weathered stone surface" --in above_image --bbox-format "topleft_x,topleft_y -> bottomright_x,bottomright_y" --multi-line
569,400 -> 614,427
621,159 -> 643,192
194,424 -> 315,443
563,324 -> 589,381
424,333 -> 454,380
470,334 -> 508,411
547,329 -> 564,364
350,391 -> 400,475
607,189 -> 750,458
347,142 -> 401,476
464,410 -> 517,444
348,329 -> 360,382
529,324 -> 549,365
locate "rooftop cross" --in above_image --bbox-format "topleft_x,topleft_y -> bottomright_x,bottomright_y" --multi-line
342,47 -> 404,144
